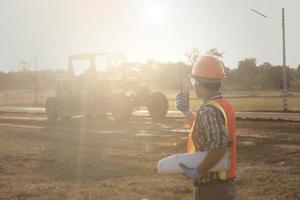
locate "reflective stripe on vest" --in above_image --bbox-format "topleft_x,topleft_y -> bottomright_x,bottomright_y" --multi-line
187,98 -> 236,180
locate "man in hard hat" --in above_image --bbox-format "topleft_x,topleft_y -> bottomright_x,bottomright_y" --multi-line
176,55 -> 236,200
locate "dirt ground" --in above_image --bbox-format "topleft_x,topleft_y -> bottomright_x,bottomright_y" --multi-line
0,115 -> 299,200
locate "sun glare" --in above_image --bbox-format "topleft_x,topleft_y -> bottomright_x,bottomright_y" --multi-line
144,2 -> 166,23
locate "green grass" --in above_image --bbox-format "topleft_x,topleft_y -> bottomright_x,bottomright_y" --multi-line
0,89 -> 54,106
0,89 -> 299,112
169,96 -> 300,112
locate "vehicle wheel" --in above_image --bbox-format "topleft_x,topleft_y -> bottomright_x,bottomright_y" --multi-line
111,94 -> 132,121
147,92 -> 169,120
45,97 -> 59,120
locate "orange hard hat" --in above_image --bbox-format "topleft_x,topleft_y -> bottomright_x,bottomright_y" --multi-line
192,55 -> 226,80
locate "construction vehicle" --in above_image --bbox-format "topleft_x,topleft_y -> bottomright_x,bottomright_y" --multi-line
45,53 -> 169,121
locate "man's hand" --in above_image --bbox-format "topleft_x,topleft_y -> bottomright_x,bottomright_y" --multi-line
175,91 -> 190,116
179,163 -> 202,180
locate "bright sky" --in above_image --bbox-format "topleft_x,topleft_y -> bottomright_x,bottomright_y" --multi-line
0,0 -> 299,71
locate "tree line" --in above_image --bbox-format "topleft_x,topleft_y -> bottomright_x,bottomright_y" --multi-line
0,49 -> 300,91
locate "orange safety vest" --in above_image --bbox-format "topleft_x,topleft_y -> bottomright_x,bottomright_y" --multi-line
187,97 -> 236,180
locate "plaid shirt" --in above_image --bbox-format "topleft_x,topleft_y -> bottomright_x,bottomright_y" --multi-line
193,95 -> 229,151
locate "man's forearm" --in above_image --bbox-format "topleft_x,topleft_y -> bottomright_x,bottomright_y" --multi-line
196,146 -> 227,174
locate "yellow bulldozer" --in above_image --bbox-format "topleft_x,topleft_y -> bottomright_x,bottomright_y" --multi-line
45,53 -> 169,121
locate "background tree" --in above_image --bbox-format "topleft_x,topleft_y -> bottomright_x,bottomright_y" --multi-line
185,47 -> 200,66
296,64 -> 300,79
17,60 -> 31,72
225,58 -> 257,90
206,48 -> 224,58
238,58 -> 257,73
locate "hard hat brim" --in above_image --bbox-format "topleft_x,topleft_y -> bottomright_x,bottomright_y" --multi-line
191,76 -> 222,83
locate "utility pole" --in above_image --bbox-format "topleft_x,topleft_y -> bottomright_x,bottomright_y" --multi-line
251,8 -> 288,111
281,8 -> 288,111
34,56 -> 38,106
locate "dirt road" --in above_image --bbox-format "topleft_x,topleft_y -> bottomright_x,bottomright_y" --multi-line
0,114 -> 299,200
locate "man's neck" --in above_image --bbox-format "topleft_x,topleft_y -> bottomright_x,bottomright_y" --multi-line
202,91 -> 221,101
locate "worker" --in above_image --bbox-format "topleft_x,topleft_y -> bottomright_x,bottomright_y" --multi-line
176,55 -> 237,200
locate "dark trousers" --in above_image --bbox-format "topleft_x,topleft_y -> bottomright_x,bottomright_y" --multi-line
193,181 -> 236,200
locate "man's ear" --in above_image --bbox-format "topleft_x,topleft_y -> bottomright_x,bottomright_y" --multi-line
197,82 -> 204,91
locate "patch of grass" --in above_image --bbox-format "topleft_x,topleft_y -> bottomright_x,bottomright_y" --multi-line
0,89 -> 54,106
169,97 -> 300,112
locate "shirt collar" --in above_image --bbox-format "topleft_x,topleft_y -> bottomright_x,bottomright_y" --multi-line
202,93 -> 223,105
